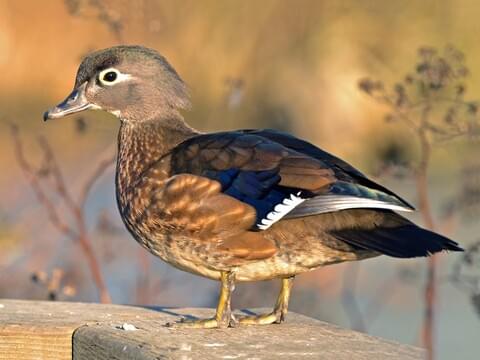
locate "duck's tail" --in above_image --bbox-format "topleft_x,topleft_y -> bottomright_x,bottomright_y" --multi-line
330,222 -> 463,258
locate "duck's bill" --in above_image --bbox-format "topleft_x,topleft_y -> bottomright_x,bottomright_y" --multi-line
43,82 -> 95,121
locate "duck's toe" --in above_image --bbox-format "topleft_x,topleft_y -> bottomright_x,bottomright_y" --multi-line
237,311 -> 285,325
166,314 -> 237,329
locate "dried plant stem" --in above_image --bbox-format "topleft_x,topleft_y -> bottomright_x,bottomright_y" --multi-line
341,263 -> 366,332
416,128 -> 436,360
11,125 -> 113,303
79,153 -> 116,210
78,233 -> 111,303
359,45 -> 479,360
341,262 -> 399,333
136,249 -> 151,304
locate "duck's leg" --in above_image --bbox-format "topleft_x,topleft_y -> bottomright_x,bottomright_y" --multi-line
238,276 -> 294,325
168,271 -> 236,328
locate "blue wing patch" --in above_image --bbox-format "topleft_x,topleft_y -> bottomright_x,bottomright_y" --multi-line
202,168 -> 310,230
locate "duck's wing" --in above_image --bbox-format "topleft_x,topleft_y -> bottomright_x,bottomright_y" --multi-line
154,130 -> 339,262
150,173 -> 279,261
239,129 -> 414,208
236,129 -> 415,219
164,130 -> 461,261
169,131 -> 412,231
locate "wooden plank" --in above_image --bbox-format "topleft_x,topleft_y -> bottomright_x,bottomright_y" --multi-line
0,299 -> 169,360
73,320 -> 425,360
73,309 -> 425,360
0,299 -> 425,360
0,324 -> 72,360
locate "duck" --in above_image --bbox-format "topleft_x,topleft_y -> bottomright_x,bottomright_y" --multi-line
44,45 -> 462,328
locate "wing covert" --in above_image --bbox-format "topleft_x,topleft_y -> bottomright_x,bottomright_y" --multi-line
170,132 -> 336,229
168,130 -> 414,231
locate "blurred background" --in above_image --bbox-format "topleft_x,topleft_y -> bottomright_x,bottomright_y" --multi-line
1,1 -> 479,359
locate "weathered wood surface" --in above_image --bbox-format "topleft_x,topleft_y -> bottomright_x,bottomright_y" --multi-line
0,299 -> 424,360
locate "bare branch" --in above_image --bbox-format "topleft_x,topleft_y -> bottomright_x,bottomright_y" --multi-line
341,263 -> 366,332
10,125 -> 77,240
358,45 -> 480,360
37,136 -> 78,215
11,125 -> 112,304
79,152 -> 116,210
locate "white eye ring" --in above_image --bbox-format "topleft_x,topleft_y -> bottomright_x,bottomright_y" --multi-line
98,68 -> 132,86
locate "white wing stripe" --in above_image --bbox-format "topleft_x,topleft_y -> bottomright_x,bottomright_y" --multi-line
256,193 -> 413,230
285,195 -> 413,219
257,192 -> 306,230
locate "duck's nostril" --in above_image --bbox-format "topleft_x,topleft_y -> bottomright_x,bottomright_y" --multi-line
68,89 -> 79,102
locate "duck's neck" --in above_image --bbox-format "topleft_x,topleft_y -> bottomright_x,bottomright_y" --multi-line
116,116 -> 198,195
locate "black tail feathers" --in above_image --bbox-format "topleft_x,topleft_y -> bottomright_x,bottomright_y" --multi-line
331,224 -> 463,258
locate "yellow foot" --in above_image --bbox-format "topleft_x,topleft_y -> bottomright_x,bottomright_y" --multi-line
237,310 -> 286,325
166,315 -> 237,329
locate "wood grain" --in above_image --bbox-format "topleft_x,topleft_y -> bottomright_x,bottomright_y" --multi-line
0,299 -> 425,360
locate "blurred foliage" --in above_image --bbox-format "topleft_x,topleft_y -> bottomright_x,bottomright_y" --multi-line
359,45 -> 479,147
0,213 -> 18,252
472,293 -> 480,318
455,161 -> 480,220
360,46 -> 480,229
31,268 -> 77,301
450,240 -> 480,318
64,0 -> 124,41
360,47 -> 480,359
367,135 -> 415,178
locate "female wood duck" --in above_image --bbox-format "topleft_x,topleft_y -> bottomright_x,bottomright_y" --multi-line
44,45 -> 462,328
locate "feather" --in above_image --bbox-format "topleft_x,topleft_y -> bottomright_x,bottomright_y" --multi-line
240,129 -> 414,210
330,224 -> 463,258
286,182 -> 413,218
285,195 -> 413,218
257,192 -> 306,230
171,131 -> 417,231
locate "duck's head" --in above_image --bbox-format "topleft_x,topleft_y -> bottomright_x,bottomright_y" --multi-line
44,45 -> 190,122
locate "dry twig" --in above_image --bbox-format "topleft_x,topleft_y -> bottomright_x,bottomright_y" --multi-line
359,45 -> 479,360
11,124 -> 114,303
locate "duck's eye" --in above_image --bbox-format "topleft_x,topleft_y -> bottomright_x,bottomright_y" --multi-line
103,71 -> 117,82
98,68 -> 131,86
